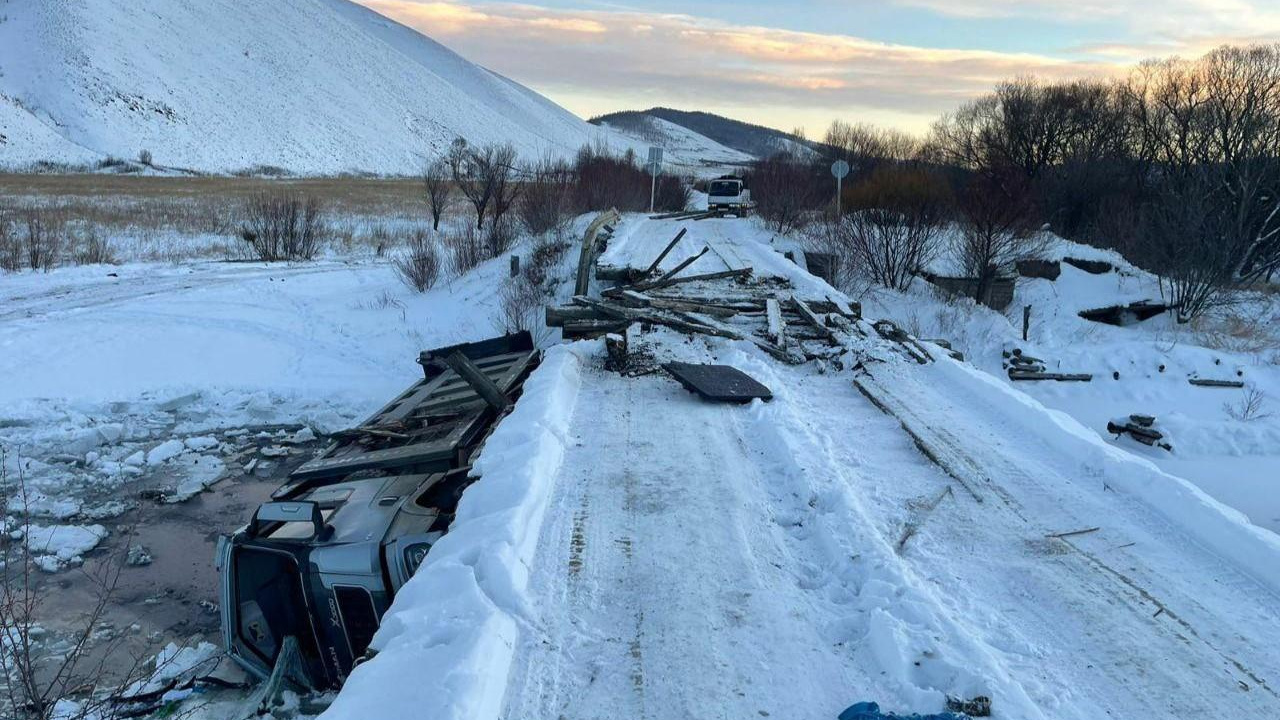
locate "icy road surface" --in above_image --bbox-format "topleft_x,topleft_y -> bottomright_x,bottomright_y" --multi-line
501,345 -> 1280,720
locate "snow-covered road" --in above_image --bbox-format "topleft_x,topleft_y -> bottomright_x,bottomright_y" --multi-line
499,335 -> 1280,719
497,217 -> 1280,719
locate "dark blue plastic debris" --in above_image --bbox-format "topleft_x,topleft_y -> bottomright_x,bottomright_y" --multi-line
838,701 -> 970,720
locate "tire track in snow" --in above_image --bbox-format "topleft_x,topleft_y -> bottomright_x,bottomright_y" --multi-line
846,364 -> 1280,715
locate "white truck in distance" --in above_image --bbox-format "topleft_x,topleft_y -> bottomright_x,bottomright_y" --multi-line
706,175 -> 754,214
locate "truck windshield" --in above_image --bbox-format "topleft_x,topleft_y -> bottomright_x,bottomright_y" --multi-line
709,181 -> 741,197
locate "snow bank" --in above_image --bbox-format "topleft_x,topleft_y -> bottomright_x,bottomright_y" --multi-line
320,345 -> 584,720
934,358 -> 1280,595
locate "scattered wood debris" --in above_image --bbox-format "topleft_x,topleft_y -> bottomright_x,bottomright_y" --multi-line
946,695 -> 993,717
1046,526 -> 1101,539
1002,347 -> 1092,382
1188,377 -> 1245,388
1107,414 -> 1173,451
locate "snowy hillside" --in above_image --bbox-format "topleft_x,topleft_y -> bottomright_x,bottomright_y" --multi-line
0,0 -> 639,174
594,114 -> 753,177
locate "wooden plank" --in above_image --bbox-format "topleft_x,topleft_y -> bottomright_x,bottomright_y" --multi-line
629,268 -> 752,292
643,228 -> 688,276
1008,371 -> 1093,382
546,305 -> 604,327
574,208 -> 620,297
765,298 -> 786,348
1188,378 -> 1245,388
442,351 -> 512,412
791,298 -> 838,343
645,246 -> 709,288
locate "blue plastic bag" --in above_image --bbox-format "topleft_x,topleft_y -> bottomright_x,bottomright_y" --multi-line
839,701 -> 970,720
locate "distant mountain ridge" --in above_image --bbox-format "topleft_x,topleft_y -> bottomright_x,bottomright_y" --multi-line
591,108 -> 812,160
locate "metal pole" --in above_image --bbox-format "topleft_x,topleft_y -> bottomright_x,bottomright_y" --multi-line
836,175 -> 842,217
650,170 -> 657,214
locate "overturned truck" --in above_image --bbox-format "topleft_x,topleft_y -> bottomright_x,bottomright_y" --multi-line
215,333 -> 540,690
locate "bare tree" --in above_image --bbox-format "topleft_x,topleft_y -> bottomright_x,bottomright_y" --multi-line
954,171 -> 1044,302
841,166 -> 951,291
422,159 -> 453,232
448,139 -> 520,234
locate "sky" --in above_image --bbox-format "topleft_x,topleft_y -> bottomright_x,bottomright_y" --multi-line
357,0 -> 1280,135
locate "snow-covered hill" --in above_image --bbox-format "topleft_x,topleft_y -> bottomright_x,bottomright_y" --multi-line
0,0 -> 640,174
594,115 -> 753,177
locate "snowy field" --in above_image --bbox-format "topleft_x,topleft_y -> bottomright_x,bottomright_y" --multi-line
4,212 -> 1280,720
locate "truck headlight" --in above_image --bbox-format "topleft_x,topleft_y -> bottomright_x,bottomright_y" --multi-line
404,543 -> 432,575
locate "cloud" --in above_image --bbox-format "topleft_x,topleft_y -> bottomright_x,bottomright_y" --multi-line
356,1 -> 1138,131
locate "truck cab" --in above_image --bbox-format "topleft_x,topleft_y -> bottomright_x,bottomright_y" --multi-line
707,175 -> 753,213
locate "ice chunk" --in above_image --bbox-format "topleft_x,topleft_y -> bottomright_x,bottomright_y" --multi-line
146,439 -> 186,465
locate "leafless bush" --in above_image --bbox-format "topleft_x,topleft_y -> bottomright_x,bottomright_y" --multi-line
422,159 -> 453,232
840,165 -> 951,290
442,223 -> 486,275
137,149 -> 152,167
519,156 -> 574,237
570,143 -> 689,213
74,227 -> 116,266
1224,387 -> 1272,421
524,235 -> 572,286
0,208 -> 18,272
394,229 -> 442,292
238,192 -> 326,261
493,275 -> 548,342
21,208 -> 66,272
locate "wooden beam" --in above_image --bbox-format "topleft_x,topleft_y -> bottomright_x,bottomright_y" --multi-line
791,298 -> 838,343
630,267 -> 752,292
574,208 -> 620,297
546,305 -> 605,327
643,228 -> 687,276
765,298 -> 786,348
442,351 -> 511,413
646,246 -> 709,288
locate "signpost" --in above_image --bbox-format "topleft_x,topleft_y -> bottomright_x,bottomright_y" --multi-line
831,159 -> 851,216
648,146 -> 664,213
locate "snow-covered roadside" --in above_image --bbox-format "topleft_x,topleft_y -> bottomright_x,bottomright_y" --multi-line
320,344 -> 584,720
861,238 -> 1280,536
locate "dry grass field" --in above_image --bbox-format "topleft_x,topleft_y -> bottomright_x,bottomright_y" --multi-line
0,173 -> 445,263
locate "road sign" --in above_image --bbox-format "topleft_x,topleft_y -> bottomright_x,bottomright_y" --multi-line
647,147 -> 664,213
831,160 -> 851,216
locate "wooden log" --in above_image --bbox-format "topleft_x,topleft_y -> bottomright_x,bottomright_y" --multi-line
765,298 -> 786,348
1008,371 -> 1093,382
443,351 -> 511,413
1188,378 -> 1245,388
546,305 -> 605,327
605,332 -> 629,370
643,228 -> 688,276
562,320 -> 630,340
